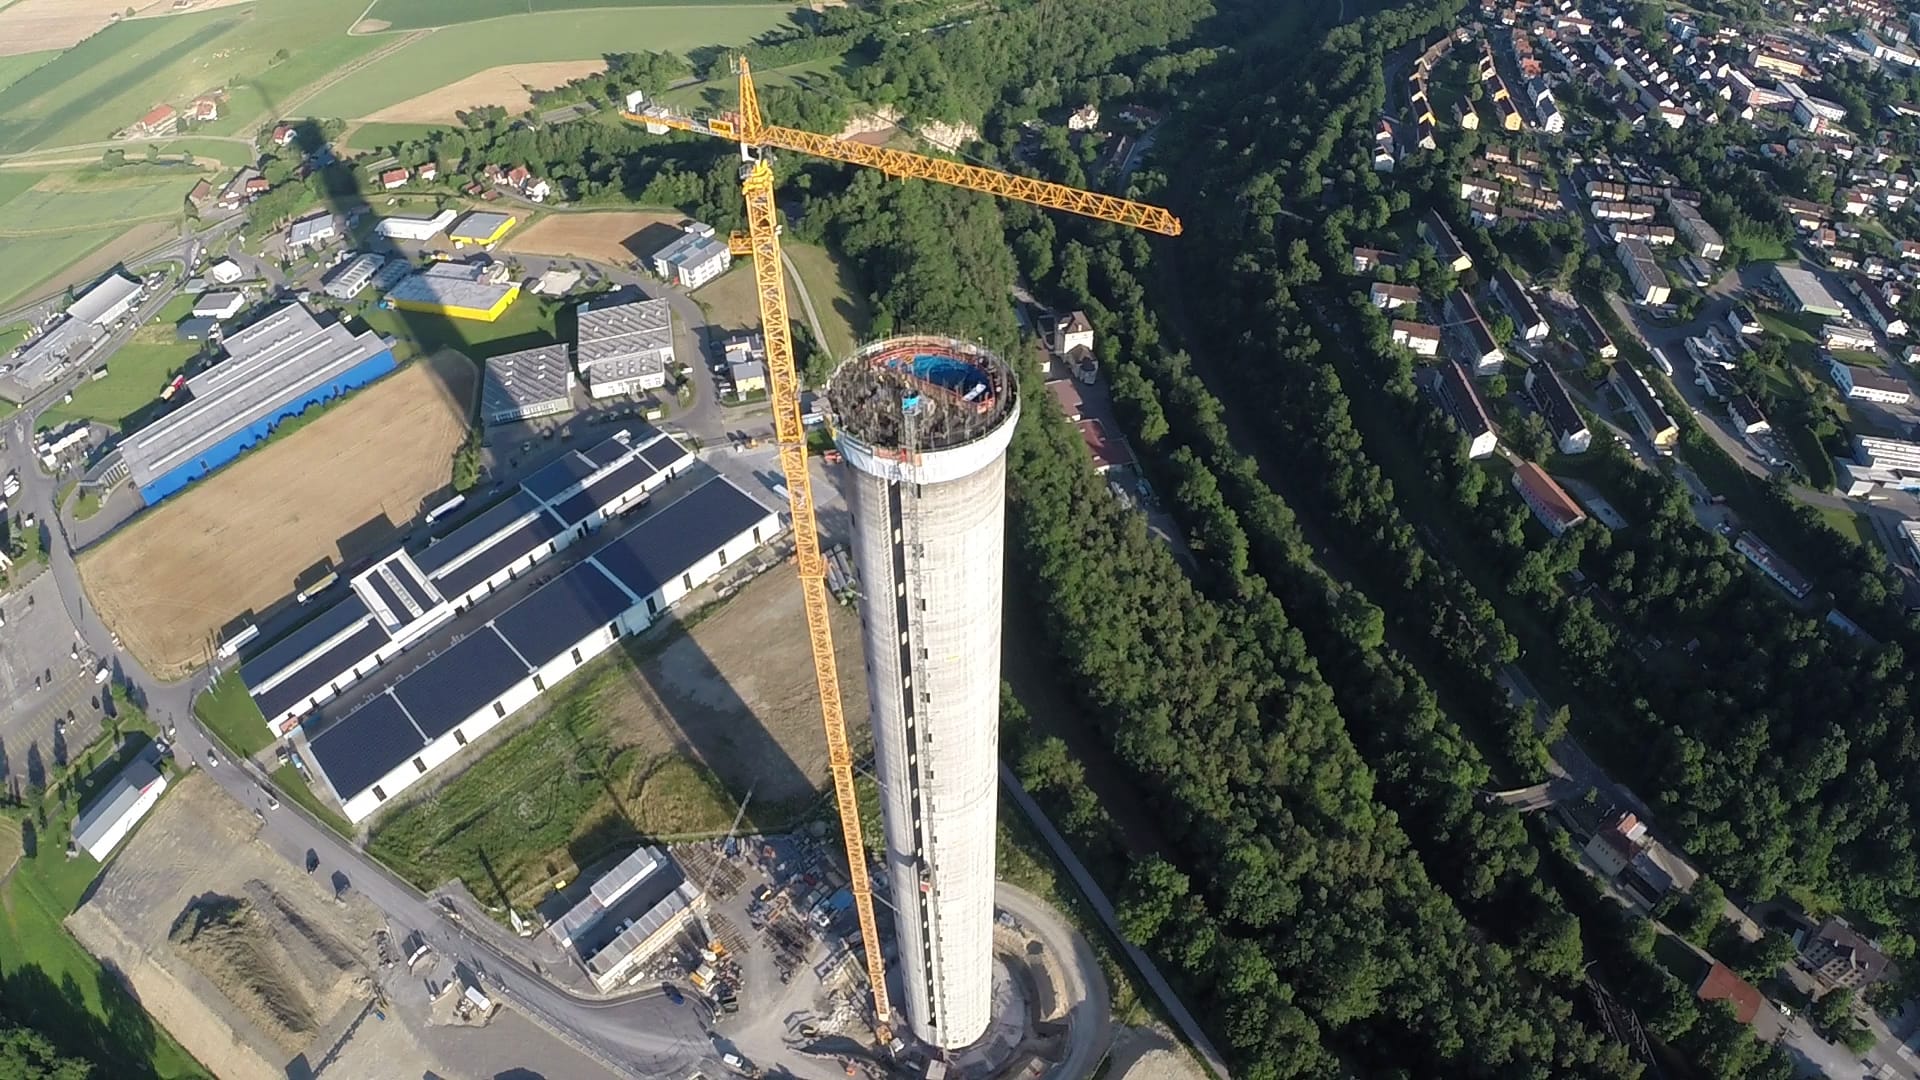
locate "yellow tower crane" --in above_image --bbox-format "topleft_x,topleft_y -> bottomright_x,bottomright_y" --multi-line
623,60 -> 1179,1043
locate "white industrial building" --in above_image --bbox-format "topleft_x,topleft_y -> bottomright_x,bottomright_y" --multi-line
302,474 -> 779,822
71,272 -> 143,328
192,291 -> 246,321
547,845 -> 705,991
323,254 -> 387,300
649,224 -> 732,289
482,344 -> 574,424
375,208 -> 458,242
71,757 -> 168,862
243,429 -> 694,735
575,294 -> 673,397
1827,355 -> 1913,403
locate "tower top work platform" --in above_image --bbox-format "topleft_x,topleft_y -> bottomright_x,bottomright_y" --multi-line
826,336 -> 1019,485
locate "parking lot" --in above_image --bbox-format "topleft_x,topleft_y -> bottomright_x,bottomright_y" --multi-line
0,569 -> 110,793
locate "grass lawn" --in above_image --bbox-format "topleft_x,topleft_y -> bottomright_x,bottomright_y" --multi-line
150,137 -> 254,168
3,168 -> 196,229
366,661 -> 741,905
0,49 -> 56,96
695,262 -> 772,335
0,227 -> 125,311
784,241 -> 869,360
1831,348 -> 1886,369
36,298 -> 199,431
1814,502 -> 1872,548
304,6 -> 801,119
653,56 -> 841,112
342,121 -> 451,153
73,487 -> 104,521
0,321 -> 27,353
0,0 -> 379,154
357,292 -> 558,360
192,670 -> 273,758
365,0 -> 796,32
270,763 -> 352,837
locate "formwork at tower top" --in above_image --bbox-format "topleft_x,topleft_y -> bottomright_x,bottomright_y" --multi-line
825,336 -> 1017,454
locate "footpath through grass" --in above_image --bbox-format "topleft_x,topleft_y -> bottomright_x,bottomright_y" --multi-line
367,659 -> 742,906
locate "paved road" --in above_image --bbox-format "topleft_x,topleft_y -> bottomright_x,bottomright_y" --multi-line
1000,764 -> 1232,1080
995,882 -> 1113,1080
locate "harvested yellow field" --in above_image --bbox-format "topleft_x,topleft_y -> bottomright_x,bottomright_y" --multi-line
502,208 -> 684,266
81,352 -> 476,678
360,60 -> 607,123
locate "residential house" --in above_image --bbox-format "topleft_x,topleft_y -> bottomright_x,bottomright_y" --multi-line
1448,288 -> 1505,375
1421,210 -> 1474,271
1391,320 -> 1442,356
1696,963 -> 1764,1025
1827,354 -> 1913,403
1608,362 -> 1679,450
1371,282 -> 1419,310
1799,918 -> 1894,992
1352,247 -> 1398,274
1491,267 -> 1548,341
1435,359 -> 1499,458
1511,461 -> 1588,535
379,167 -> 410,190
1735,531 -> 1813,598
1616,239 -> 1671,304
1052,311 -> 1094,357
271,123 -> 296,147
1576,303 -> 1617,357
1066,104 -> 1101,132
1525,362 -> 1592,454
1849,273 -> 1908,337
286,211 -> 338,253
418,161 -> 438,183
189,95 -> 220,123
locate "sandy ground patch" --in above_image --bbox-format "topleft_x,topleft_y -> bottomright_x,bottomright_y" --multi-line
1109,1024 -> 1209,1080
65,772 -> 387,1080
350,16 -> 389,32
80,351 -> 475,678
506,566 -> 868,815
502,208 -> 684,266
0,0 -> 220,55
360,60 -> 607,123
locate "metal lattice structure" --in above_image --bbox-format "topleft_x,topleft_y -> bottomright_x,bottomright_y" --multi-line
624,59 -> 1179,1044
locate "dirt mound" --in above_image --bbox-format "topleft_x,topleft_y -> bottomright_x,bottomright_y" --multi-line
169,882 -> 366,1053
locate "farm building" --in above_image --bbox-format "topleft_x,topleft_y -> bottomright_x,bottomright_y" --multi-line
71,757 -> 168,862
649,223 -> 731,289
241,429 -> 692,735
482,344 -> 574,424
576,294 -> 673,397
131,104 -> 177,137
375,209 -> 458,242
301,474 -> 779,821
117,304 -> 397,503
548,846 -> 705,992
385,261 -> 520,322
323,253 -> 387,300
447,211 -> 517,248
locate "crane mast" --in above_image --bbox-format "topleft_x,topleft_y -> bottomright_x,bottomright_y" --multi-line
624,57 -> 1179,1048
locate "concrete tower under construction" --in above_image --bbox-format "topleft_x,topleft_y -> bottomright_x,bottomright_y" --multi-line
826,336 -> 1020,1050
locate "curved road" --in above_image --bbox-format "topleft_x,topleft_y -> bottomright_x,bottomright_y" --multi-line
995,882 -> 1112,1080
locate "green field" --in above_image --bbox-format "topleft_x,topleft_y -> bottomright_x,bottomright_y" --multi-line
784,241 -> 869,359
0,322 -> 27,353
304,6 -> 801,118
652,56 -> 838,112
0,50 -> 56,96
3,169 -> 196,228
37,297 -> 198,431
0,227 -> 127,311
150,137 -> 255,167
193,670 -> 273,757
366,663 -> 739,904
363,0 -> 795,32
341,121 -> 449,151
0,169 -> 43,205
0,0 -> 379,154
